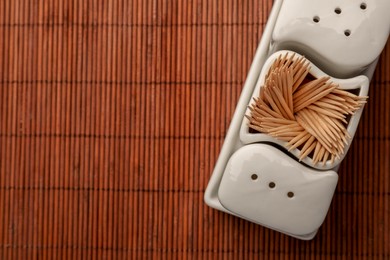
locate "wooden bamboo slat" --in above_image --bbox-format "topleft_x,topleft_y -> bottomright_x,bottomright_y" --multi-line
0,0 -> 389,259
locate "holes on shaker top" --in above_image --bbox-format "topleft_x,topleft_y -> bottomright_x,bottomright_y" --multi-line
344,30 -> 351,37
360,3 -> 367,10
268,182 -> 276,189
313,16 -> 320,23
334,7 -> 342,14
251,174 -> 258,181
287,191 -> 295,198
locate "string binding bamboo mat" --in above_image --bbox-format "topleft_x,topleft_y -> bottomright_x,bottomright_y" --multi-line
0,0 -> 389,259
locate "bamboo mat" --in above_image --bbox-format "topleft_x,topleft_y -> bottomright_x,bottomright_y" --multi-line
0,0 -> 389,259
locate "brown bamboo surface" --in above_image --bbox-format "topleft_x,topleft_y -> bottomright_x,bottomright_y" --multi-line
0,0 -> 389,259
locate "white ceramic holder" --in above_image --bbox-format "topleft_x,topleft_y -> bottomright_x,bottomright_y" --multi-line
240,50 -> 369,170
205,0 -> 390,240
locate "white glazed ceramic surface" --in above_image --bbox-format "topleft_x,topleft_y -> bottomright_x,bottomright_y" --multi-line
240,50 -> 369,170
218,144 -> 338,237
204,0 -> 388,240
272,0 -> 390,78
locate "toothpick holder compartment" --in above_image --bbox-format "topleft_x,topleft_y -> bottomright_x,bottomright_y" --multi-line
240,51 -> 369,171
205,0 -> 390,240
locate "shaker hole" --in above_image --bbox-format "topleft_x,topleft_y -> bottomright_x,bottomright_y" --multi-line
268,182 -> 276,189
344,30 -> 351,36
287,192 -> 294,198
251,174 -> 258,181
335,8 -> 342,14
313,16 -> 320,23
360,3 -> 367,10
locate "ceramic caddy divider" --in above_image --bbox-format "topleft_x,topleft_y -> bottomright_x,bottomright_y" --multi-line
204,0 -> 390,240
